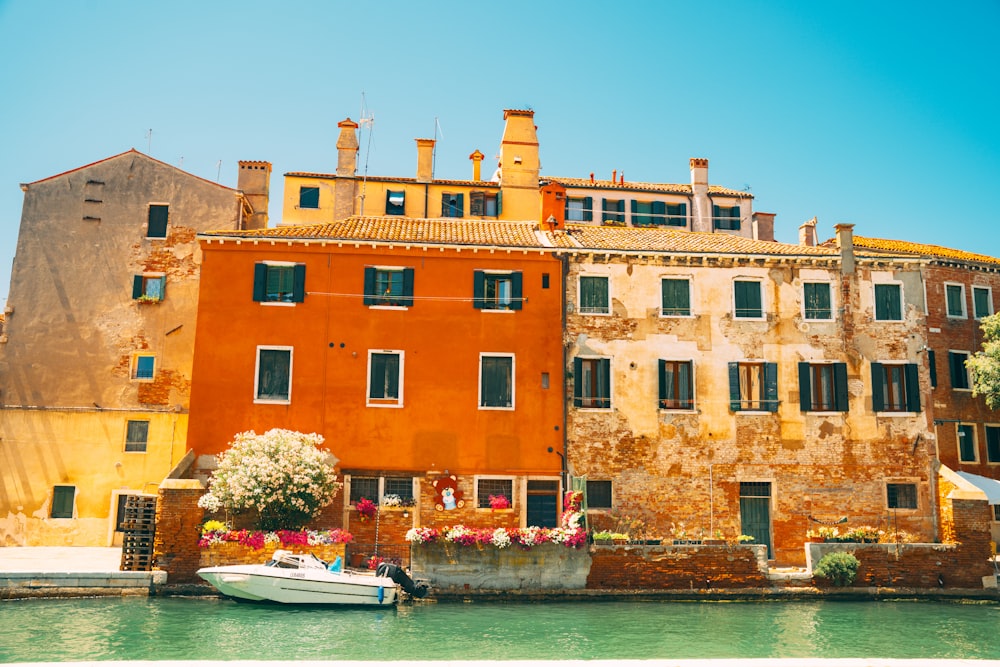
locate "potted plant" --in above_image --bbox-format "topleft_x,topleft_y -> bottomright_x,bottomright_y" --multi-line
489,494 -> 510,510
592,530 -> 614,545
355,497 -> 377,522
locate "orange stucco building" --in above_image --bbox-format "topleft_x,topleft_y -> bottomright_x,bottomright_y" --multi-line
187,217 -> 566,528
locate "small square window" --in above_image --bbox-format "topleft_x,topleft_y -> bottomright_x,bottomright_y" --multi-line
133,275 -> 165,302
713,204 -> 740,230
473,271 -> 522,311
125,420 -> 149,452
441,193 -> 464,218
299,186 -> 319,209
874,284 -> 903,321
803,282 -> 832,320
470,191 -> 498,217
565,197 -> 592,222
253,263 -> 305,303
132,354 -> 155,381
601,199 -> 624,223
477,478 -> 513,509
51,485 -> 75,519
586,480 -> 612,508
887,483 -> 917,510
579,276 -> 609,314
147,204 -> 168,238
384,477 -> 414,505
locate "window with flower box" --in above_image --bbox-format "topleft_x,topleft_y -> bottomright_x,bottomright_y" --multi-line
133,274 -> 166,302
348,475 -> 415,506
476,477 -> 513,509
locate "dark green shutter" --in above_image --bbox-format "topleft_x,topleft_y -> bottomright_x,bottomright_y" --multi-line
871,362 -> 885,412
798,362 -> 812,412
573,357 -> 584,407
582,197 -> 592,221
132,275 -> 144,299
834,363 -> 849,411
658,359 -> 667,407
949,352 -> 963,389
600,359 -> 611,408
252,263 -> 267,302
455,193 -> 464,217
363,267 -> 376,305
496,191 -> 502,215
928,350 -> 937,388
370,355 -> 385,398
652,200 -> 666,224
510,271 -> 523,311
292,264 -> 306,303
713,205 -> 721,228
905,363 -> 921,412
764,362 -> 778,412
147,205 -> 168,237
470,191 -> 484,216
473,270 -> 485,309
402,268 -> 415,307
728,362 -> 741,411
630,200 -> 638,223
386,354 -> 400,398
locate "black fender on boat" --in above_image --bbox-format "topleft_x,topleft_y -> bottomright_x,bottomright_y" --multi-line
376,562 -> 429,599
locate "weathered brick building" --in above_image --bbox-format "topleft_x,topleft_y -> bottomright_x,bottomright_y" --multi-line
0,151 -> 267,546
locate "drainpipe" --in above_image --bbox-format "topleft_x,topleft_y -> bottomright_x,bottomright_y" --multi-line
560,253 -> 570,490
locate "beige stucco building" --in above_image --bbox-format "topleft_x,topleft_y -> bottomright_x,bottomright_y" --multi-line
0,150 -> 268,546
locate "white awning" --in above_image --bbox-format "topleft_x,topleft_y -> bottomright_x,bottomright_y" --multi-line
955,471 -> 1000,504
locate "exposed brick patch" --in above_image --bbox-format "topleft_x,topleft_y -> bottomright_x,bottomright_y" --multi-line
586,544 -> 768,589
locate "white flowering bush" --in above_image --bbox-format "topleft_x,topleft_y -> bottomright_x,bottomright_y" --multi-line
197,429 -> 342,531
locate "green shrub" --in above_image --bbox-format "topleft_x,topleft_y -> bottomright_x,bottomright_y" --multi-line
813,551 -> 860,586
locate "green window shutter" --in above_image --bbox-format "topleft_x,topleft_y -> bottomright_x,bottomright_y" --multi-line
252,263 -> 267,302
764,362 -> 778,412
734,282 -> 747,312
949,352 -> 963,389
155,276 -> 166,301
147,205 -> 168,237
455,193 -> 464,217
834,363 -> 849,411
470,191 -> 485,216
363,267 -> 376,305
798,362 -> 812,412
658,359 -> 667,405
510,271 -> 523,311
928,350 -> 937,388
600,359 -> 611,408
630,199 -> 638,216
132,275 -> 144,299
441,195 -> 450,217
871,362 -> 885,412
583,197 -> 592,221
905,363 -> 921,412
402,268 -> 415,307
573,357 -> 584,407
473,270 -> 485,309
292,264 -> 306,303
713,205 -> 721,228
728,362 -> 741,411
496,191 -> 502,215
370,355 -> 386,399
385,354 -> 400,399
652,200 -> 666,224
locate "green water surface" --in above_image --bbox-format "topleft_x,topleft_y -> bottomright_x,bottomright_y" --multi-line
0,597 -> 998,662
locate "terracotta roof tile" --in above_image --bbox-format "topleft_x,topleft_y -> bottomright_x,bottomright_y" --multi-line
202,217 -> 547,248
552,225 -> 839,256
840,236 -> 1000,267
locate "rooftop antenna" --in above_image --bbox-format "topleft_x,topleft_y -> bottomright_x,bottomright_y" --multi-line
217,160 -> 222,182
146,129 -> 153,154
432,117 -> 444,179
358,92 -> 375,216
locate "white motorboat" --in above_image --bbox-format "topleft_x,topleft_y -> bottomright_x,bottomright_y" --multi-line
197,550 -> 426,605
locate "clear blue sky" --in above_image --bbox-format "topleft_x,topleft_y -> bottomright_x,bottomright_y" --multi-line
2,0 -> 998,307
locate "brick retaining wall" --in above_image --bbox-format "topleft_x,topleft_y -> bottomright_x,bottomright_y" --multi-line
586,544 -> 769,590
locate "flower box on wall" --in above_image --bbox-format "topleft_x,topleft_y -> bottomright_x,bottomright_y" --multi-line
672,539 -> 703,546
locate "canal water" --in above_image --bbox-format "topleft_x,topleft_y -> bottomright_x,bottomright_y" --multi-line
0,597 -> 998,662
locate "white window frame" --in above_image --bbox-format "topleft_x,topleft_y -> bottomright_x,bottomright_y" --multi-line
131,353 -> 156,382
949,349 -> 972,392
732,277 -> 766,321
944,282 -> 967,319
801,280 -> 836,322
259,261 -> 298,307
479,353 -> 515,411
366,349 -> 404,408
873,281 -> 904,321
254,345 -> 293,405
660,275 -> 693,318
578,274 -> 611,316
973,285 -> 994,320
474,475 -> 515,510
956,422 -> 979,464
369,265 -> 410,311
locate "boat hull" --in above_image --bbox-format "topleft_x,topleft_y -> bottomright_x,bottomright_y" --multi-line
198,564 -> 399,605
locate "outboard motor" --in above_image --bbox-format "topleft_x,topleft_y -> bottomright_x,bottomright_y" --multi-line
376,562 -> 429,599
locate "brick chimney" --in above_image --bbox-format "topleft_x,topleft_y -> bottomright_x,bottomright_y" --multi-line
540,182 -> 566,231
752,212 -> 775,242
836,223 -> 855,274
336,118 -> 359,177
416,138 -> 435,183
690,158 -> 710,233
237,161 -> 271,230
799,217 -> 818,247
469,150 -> 485,181
499,109 -> 541,220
